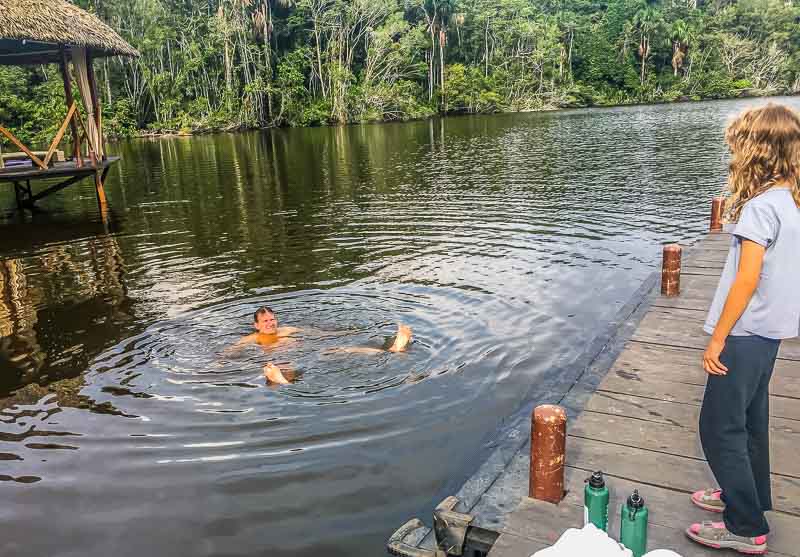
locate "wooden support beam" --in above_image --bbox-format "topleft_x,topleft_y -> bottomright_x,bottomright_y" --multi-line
60,49 -> 82,167
94,169 -> 108,209
0,126 -> 47,169
28,174 -> 87,204
86,51 -> 105,161
43,102 -> 77,167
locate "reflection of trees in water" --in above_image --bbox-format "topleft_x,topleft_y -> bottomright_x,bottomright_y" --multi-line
0,232 -> 131,415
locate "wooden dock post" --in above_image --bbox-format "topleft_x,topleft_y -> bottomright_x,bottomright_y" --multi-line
59,48 -> 83,168
660,244 -> 682,297
710,196 -> 725,232
529,404 -> 566,504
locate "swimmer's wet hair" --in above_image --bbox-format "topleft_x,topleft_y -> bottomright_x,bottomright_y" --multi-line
253,306 -> 275,322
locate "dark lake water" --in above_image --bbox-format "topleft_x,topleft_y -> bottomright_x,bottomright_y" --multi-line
2,97 -> 798,557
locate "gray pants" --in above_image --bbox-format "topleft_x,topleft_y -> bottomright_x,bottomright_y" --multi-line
699,334 -> 781,537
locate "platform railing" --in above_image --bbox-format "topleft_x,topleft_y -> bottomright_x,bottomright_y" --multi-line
0,101 -> 96,172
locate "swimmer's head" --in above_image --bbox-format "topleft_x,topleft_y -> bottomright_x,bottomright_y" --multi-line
253,306 -> 278,334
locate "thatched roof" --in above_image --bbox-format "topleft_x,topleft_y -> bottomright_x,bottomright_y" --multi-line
0,0 -> 138,66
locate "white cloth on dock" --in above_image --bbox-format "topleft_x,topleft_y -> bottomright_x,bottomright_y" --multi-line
531,524 -> 682,557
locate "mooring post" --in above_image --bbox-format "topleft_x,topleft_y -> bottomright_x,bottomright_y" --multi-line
529,404 -> 566,504
710,196 -> 725,232
661,244 -> 682,297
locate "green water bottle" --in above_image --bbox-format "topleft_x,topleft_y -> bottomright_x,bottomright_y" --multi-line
584,471 -> 609,531
620,489 -> 649,557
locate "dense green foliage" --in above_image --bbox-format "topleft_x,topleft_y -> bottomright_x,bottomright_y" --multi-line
2,0 -> 799,144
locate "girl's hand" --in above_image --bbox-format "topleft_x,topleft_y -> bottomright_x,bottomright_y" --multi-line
703,338 -> 729,376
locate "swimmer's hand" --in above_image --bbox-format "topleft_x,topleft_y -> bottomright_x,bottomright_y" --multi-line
264,363 -> 291,385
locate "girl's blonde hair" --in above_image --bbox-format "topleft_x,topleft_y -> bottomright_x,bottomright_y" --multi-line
724,103 -> 800,222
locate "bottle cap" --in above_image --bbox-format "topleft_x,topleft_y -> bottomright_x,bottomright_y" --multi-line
627,489 -> 645,509
586,471 -> 605,488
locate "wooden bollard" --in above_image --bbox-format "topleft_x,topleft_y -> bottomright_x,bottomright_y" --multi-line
529,404 -> 566,504
710,196 -> 725,232
661,244 -> 682,297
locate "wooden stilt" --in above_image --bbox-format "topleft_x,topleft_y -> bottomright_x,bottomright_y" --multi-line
94,169 -> 108,210
60,48 -> 82,167
13,181 -> 23,210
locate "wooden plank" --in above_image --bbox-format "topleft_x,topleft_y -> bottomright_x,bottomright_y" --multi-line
652,274 -> 720,311
684,250 -> 730,264
487,533 -> 548,557
2,150 -> 64,162
631,307 -> 800,361
607,342 -> 800,387
0,156 -> 119,183
681,266 -> 726,277
565,436 -> 800,516
588,384 -> 800,423
600,369 -> 800,410
570,410 -> 800,478
43,102 -> 77,167
681,260 -> 725,271
587,391 -> 702,428
693,233 -> 731,246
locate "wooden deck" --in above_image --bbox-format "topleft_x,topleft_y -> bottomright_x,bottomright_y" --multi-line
0,157 -> 118,209
488,232 -> 800,557
0,156 -> 119,182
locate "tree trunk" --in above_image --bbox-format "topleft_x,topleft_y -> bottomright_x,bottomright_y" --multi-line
568,30 -> 574,82
429,21 -> 436,100
264,1 -> 273,120
314,21 -> 327,98
640,36 -> 648,85
439,28 -> 445,109
484,17 -> 490,78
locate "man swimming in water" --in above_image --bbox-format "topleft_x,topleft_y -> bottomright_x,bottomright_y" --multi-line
228,306 -> 301,384
233,306 -> 413,385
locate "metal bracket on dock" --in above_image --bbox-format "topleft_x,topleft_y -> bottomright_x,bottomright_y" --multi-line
387,518 -> 445,557
433,496 -> 474,556
387,496 -> 497,557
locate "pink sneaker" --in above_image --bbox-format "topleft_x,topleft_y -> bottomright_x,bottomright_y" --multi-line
691,488 -> 725,513
686,521 -> 767,554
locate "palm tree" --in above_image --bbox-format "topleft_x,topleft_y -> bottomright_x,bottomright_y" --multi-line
670,19 -> 690,77
633,6 -> 658,85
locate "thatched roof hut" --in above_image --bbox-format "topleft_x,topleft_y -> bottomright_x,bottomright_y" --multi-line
0,0 -> 138,66
0,0 -> 138,214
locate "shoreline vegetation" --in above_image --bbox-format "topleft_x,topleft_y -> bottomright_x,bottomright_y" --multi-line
133,90 -> 796,140
1,0 -> 799,146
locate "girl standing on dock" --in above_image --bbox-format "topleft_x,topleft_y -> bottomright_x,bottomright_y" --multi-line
687,104 -> 800,555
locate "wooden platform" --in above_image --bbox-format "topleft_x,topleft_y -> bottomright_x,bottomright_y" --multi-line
488,233 -> 800,557
0,157 -> 118,209
0,156 -> 119,182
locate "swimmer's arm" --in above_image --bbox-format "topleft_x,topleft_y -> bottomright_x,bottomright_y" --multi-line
221,333 -> 258,356
277,326 -> 302,337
